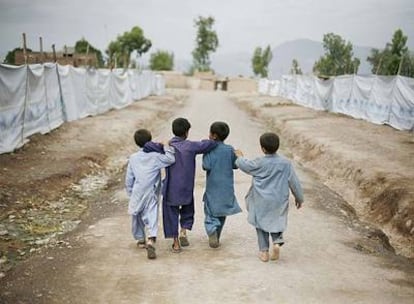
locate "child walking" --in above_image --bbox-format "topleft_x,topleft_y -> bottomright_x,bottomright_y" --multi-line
235,132 -> 304,262
125,129 -> 175,259
202,121 -> 242,248
162,117 -> 217,252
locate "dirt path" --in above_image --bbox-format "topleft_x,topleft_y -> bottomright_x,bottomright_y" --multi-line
1,90 -> 413,303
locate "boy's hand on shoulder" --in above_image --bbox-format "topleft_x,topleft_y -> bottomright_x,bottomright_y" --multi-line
295,200 -> 303,209
234,149 -> 244,158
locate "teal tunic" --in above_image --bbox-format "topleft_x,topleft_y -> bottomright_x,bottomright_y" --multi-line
202,142 -> 242,217
235,154 -> 304,233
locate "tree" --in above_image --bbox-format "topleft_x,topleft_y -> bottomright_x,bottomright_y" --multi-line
290,59 -> 303,75
3,47 -> 32,65
149,50 -> 174,71
251,45 -> 273,78
367,29 -> 412,76
313,33 -> 360,76
106,26 -> 152,68
74,38 -> 104,67
191,16 -> 219,72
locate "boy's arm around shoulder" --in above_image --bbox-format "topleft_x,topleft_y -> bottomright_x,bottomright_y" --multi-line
288,163 -> 304,209
234,150 -> 261,174
157,145 -> 175,168
192,139 -> 218,154
143,141 -> 164,154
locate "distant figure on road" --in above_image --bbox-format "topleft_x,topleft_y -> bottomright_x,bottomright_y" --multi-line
125,129 -> 175,260
235,132 -> 304,262
162,117 -> 217,253
202,121 -> 242,248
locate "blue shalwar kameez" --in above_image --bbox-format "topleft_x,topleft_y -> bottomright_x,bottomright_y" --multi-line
202,142 -> 242,238
235,153 -> 304,248
125,146 -> 175,241
162,137 -> 217,238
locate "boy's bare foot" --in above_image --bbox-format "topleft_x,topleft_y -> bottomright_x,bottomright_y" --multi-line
258,251 -> 269,262
179,229 -> 189,247
270,244 -> 280,260
171,238 -> 181,253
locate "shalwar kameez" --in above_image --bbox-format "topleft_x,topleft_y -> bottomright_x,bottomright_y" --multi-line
202,142 -> 242,238
235,153 -> 304,250
125,145 -> 175,241
162,136 -> 217,238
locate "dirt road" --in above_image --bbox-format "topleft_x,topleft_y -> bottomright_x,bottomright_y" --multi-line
1,90 -> 413,303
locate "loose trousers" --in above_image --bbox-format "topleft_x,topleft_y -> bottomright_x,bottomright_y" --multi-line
162,201 -> 194,238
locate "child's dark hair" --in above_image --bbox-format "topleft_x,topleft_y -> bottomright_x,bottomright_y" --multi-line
210,121 -> 230,141
134,129 -> 152,147
172,117 -> 191,137
260,132 -> 280,154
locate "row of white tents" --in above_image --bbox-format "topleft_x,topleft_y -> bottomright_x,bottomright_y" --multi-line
1,66 -> 413,154
258,75 -> 414,131
0,63 -> 165,154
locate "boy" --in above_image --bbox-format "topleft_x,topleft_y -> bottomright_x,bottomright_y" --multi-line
235,132 -> 304,262
202,121 -> 242,248
162,117 -> 217,252
125,129 -> 175,259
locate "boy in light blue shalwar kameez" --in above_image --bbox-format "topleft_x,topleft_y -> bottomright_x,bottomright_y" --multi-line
125,129 -> 175,259
235,132 -> 304,262
202,122 -> 242,248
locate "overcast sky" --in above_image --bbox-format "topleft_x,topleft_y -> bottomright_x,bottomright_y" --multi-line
0,0 -> 413,61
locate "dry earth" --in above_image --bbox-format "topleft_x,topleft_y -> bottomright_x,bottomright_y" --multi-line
230,93 -> 414,258
0,89 -> 413,303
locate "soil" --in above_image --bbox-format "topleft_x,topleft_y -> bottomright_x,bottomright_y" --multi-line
0,89 -> 413,303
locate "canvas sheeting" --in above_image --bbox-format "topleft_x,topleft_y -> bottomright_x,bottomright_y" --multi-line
0,63 -> 165,154
258,75 -> 414,131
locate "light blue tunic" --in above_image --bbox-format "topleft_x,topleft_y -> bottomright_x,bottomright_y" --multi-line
235,154 -> 304,233
125,146 -> 175,236
202,142 -> 242,217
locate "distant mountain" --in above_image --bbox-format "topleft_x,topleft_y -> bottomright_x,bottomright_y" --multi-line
174,38 -> 374,79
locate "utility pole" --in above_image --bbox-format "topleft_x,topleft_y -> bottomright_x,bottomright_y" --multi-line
39,36 -> 44,64
22,33 -> 28,64
52,44 -> 57,63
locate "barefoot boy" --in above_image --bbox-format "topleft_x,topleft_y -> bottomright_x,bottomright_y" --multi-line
235,132 -> 304,262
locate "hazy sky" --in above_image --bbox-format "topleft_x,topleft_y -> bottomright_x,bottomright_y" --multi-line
0,0 -> 413,61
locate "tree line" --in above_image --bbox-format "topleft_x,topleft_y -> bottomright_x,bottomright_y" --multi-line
2,18 -> 413,78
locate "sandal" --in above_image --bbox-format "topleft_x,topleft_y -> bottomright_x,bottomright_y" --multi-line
136,240 -> 146,249
147,244 -> 156,259
179,235 -> 190,247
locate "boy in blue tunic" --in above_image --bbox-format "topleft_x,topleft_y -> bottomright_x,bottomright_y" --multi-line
235,132 -> 304,262
202,121 -> 242,248
125,129 -> 175,259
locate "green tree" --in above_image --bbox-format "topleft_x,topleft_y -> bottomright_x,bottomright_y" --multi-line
290,59 -> 303,75
149,50 -> 174,71
367,29 -> 412,76
313,33 -> 360,76
3,47 -> 32,65
191,16 -> 219,72
74,38 -> 104,67
251,45 -> 273,78
106,26 -> 152,68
